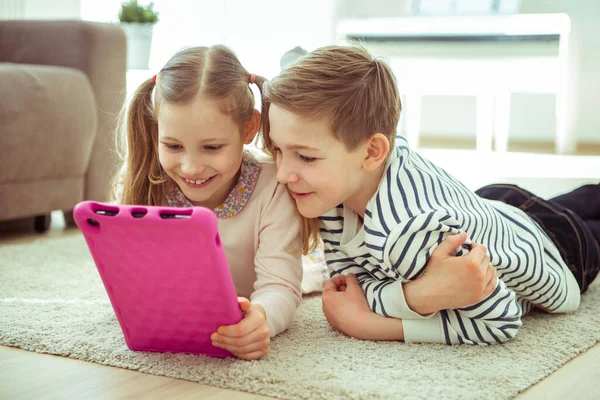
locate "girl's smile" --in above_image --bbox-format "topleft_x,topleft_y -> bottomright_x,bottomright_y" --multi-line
180,175 -> 216,189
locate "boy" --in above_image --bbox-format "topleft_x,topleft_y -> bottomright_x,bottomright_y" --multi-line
262,45 -> 600,345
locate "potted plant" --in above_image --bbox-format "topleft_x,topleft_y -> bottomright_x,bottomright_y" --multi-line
118,0 -> 159,69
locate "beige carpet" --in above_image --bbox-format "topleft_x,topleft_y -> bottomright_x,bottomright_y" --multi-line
1,234 -> 600,400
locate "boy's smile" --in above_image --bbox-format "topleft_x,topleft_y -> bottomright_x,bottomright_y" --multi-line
289,190 -> 315,200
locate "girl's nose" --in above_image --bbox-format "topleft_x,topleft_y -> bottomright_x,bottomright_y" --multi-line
180,158 -> 206,177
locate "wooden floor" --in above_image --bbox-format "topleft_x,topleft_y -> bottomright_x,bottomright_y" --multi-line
1,341 -> 599,400
2,163 -> 600,400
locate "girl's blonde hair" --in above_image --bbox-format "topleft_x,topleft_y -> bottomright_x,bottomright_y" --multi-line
262,45 -> 402,253
113,45 -> 267,206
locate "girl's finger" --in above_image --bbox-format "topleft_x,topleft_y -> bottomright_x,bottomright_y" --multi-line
217,312 -> 262,338
213,328 -> 269,352
237,297 -> 251,312
234,348 -> 270,361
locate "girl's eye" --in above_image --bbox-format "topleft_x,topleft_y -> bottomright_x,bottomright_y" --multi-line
164,143 -> 182,151
204,145 -> 224,151
299,154 -> 317,163
272,146 -> 281,153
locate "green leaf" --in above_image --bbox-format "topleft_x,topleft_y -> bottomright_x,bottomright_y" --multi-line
118,0 -> 159,24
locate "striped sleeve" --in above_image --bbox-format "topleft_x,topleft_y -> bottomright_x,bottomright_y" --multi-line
320,211 -> 432,321
323,240 -> 432,321
381,214 -> 523,345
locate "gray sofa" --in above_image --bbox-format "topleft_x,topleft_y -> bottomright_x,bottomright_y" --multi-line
0,20 -> 126,231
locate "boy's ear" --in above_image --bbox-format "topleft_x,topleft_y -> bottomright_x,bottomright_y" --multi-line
362,133 -> 390,172
243,109 -> 261,145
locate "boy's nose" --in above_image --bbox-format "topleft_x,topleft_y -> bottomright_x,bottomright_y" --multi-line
275,158 -> 298,184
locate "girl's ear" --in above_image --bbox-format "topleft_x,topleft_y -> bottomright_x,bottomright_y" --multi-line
243,109 -> 261,145
362,133 -> 390,172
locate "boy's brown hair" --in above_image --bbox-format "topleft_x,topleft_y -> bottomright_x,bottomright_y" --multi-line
114,45 -> 267,206
262,45 -> 402,253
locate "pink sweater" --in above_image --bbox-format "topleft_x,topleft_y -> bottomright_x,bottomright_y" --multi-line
214,159 -> 303,336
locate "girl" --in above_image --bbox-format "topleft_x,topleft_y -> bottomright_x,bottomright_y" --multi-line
113,45 -> 302,360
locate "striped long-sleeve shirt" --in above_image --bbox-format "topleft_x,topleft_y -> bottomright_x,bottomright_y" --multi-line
320,136 -> 581,345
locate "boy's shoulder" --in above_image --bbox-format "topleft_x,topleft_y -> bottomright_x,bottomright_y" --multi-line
318,205 -> 345,230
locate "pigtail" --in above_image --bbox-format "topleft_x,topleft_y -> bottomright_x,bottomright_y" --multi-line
251,74 -> 271,146
113,78 -> 166,206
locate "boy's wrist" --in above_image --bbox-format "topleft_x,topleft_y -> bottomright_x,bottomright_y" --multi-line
359,311 -> 404,341
403,277 -> 441,315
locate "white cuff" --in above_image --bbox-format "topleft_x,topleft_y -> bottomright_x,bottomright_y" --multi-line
381,280 -> 435,320
402,312 -> 445,343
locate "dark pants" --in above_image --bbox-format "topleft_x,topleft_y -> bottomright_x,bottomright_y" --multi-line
475,184 -> 600,294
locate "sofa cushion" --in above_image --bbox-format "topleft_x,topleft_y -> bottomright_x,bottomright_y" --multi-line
0,62 -> 97,183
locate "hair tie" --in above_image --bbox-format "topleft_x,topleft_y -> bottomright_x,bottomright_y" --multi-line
152,74 -> 157,85
249,74 -> 256,84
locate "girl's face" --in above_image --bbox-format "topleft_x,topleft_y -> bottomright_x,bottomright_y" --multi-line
158,97 -> 258,209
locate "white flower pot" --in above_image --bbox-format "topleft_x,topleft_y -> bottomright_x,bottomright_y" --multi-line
120,23 -> 155,70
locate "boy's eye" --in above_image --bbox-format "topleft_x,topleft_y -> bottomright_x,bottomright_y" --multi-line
164,143 -> 182,151
204,145 -> 224,151
298,154 -> 317,163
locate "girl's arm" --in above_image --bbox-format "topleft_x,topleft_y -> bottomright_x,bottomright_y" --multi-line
250,181 -> 303,337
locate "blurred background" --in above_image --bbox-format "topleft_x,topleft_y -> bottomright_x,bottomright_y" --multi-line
1,0 -> 599,197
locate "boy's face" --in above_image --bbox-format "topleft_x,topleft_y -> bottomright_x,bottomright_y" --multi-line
157,97 -> 256,209
268,105 -> 368,218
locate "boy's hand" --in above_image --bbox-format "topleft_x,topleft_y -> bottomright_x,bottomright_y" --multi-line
211,297 -> 270,360
404,233 -> 498,314
322,274 -> 404,341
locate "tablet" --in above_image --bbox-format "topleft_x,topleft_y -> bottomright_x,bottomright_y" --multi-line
73,201 -> 243,357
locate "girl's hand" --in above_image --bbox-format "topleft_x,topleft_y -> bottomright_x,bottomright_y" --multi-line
404,233 -> 498,314
211,297 -> 270,360
322,274 -> 404,341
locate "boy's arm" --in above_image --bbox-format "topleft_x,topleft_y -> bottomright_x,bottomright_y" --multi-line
324,243 -> 429,321
380,212 -> 522,344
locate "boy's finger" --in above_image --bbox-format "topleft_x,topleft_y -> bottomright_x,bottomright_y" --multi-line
433,232 -> 468,257
323,278 -> 337,293
467,243 -> 487,264
483,266 -> 498,297
344,273 -> 360,286
323,275 -> 346,293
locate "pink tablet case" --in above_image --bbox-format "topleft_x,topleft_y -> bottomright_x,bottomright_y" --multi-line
74,201 -> 243,357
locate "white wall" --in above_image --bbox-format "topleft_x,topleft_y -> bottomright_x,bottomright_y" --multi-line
81,0 -> 335,80
334,0 -> 600,145
0,0 -> 80,19
519,0 -> 600,145
25,0 -> 80,19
